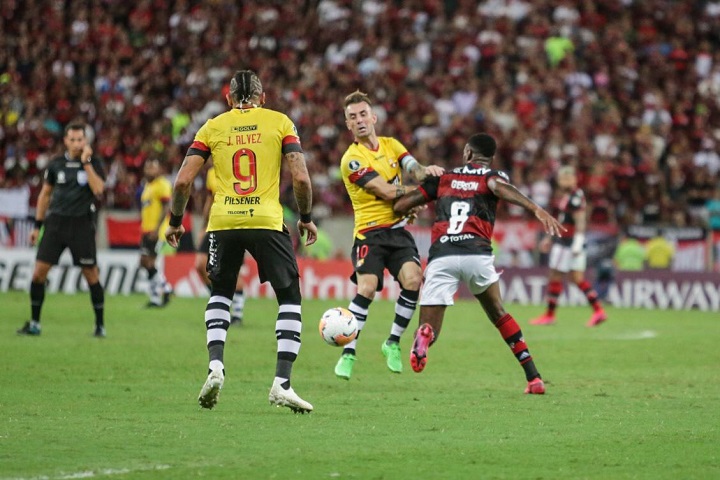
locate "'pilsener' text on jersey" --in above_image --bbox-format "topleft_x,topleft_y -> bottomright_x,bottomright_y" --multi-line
554,188 -> 585,247
140,176 -> 172,233
188,107 -> 302,232
418,163 -> 509,261
44,153 -> 106,217
340,137 -> 411,239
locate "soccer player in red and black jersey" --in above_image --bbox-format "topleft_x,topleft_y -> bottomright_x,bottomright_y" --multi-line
530,166 -> 608,327
393,133 -> 564,394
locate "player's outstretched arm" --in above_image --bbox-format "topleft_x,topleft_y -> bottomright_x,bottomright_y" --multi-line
165,154 -> 205,248
488,178 -> 565,238
399,152 -> 444,182
393,189 -> 428,215
286,151 -> 317,246
363,176 -> 416,202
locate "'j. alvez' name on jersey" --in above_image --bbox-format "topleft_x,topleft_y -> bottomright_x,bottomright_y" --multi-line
418,163 -> 509,261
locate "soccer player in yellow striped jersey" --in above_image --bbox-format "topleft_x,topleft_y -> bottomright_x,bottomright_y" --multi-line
166,69 -> 316,413
139,159 -> 173,308
195,165 -> 247,324
334,90 -> 444,380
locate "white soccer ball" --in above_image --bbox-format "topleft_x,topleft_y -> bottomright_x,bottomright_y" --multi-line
319,307 -> 358,347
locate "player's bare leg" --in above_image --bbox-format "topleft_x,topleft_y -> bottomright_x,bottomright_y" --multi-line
195,252 -> 211,290
18,261 -> 53,336
410,305 -> 445,373
478,283 -> 544,394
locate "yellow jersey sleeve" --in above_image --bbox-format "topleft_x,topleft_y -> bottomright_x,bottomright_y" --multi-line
280,116 -> 303,154
389,137 -> 409,158
340,147 -> 380,188
188,122 -> 212,160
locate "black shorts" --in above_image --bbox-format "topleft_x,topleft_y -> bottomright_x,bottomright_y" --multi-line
206,228 -> 294,292
36,214 -> 97,267
139,234 -> 159,257
350,228 -> 420,291
199,231 -> 245,269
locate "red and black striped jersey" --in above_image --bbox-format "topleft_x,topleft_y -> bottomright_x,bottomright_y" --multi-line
418,162 -> 509,261
554,187 -> 585,246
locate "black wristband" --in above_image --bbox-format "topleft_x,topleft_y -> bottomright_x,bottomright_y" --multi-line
300,213 -> 312,223
169,213 -> 183,227
34,219 -> 43,229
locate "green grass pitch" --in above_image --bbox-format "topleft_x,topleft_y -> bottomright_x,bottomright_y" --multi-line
1,291 -> 718,479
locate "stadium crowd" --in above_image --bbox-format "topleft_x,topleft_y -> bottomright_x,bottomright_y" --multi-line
1,0 -> 720,231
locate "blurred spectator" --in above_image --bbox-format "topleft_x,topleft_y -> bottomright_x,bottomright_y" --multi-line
646,235 -> 675,269
0,0 -> 718,243
707,188 -> 720,231
614,235 -> 646,271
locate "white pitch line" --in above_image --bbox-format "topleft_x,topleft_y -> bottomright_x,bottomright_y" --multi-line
611,330 -> 658,340
2,464 -> 171,480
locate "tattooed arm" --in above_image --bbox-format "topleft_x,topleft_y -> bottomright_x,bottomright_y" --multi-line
165,154 -> 205,247
488,177 -> 566,238
362,176 -> 417,201
286,151 -> 317,246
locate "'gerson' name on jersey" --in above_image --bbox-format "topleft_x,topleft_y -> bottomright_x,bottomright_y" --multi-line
418,164 -> 509,261
224,196 -> 260,205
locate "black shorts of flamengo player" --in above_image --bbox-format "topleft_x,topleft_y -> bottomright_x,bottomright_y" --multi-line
350,227 -> 420,291
36,214 -> 98,267
206,227 -> 295,293
139,233 -> 159,258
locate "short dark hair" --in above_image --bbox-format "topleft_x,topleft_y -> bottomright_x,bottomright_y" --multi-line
229,70 -> 263,104
467,133 -> 497,158
64,122 -> 86,137
343,90 -> 372,109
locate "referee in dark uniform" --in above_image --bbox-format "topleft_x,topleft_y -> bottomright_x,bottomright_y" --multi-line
17,122 -> 107,337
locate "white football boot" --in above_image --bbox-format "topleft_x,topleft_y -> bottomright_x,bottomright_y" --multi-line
198,369 -> 224,409
268,379 -> 313,414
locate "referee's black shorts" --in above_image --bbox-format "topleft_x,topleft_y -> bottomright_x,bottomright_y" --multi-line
350,227 -> 420,291
36,214 -> 98,267
206,227 -> 296,293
